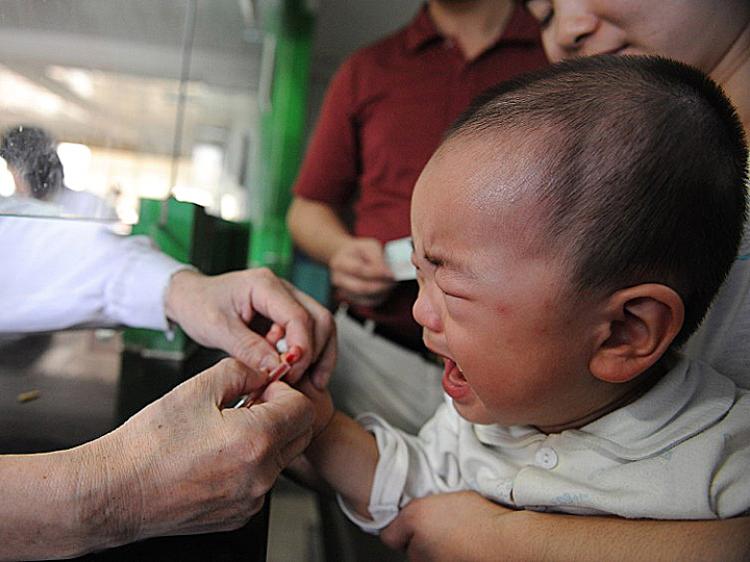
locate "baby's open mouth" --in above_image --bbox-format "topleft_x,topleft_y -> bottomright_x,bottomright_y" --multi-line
441,357 -> 471,401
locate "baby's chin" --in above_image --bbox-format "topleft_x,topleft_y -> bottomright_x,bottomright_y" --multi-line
452,395 -> 540,427
452,399 -> 501,426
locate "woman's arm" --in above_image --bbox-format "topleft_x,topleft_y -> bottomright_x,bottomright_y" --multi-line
381,491 -> 750,562
287,197 -> 395,307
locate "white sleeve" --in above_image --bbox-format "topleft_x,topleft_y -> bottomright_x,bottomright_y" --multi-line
338,402 -> 466,534
0,216 -> 188,333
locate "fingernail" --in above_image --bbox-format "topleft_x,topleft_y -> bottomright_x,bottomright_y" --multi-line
260,355 -> 279,374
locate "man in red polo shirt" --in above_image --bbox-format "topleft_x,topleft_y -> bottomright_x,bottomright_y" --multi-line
288,0 -> 547,433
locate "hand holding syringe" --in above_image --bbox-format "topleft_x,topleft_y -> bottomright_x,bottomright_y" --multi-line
233,339 -> 303,408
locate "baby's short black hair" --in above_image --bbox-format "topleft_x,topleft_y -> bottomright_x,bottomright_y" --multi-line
448,55 -> 748,345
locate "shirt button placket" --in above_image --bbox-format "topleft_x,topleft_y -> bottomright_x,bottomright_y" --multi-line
535,446 -> 558,470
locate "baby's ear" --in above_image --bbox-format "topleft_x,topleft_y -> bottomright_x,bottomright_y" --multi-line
589,284 -> 684,384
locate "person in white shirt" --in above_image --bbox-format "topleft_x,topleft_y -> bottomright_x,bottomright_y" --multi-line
0,200 -> 336,559
0,203 -> 335,375
294,55 -> 750,541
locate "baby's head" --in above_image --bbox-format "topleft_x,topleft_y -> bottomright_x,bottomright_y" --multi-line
410,55 -> 747,430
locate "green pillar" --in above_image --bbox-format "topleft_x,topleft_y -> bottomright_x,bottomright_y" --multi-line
248,0 -> 315,277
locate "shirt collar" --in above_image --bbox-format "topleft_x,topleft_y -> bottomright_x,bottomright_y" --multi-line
404,4 -> 443,53
404,3 -> 542,54
473,357 -> 737,460
572,356 -> 737,460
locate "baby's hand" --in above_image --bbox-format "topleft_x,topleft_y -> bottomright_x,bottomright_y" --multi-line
296,376 -> 335,438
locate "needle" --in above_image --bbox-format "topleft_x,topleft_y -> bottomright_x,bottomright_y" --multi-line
232,341 -> 302,408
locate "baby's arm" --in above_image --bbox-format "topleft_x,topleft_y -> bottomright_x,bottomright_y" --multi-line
295,379 -> 379,519
295,381 -> 465,531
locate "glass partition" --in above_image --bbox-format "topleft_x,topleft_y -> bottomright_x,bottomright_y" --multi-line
0,0 -> 262,223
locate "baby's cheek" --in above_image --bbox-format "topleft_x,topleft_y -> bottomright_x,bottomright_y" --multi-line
445,331 -> 477,365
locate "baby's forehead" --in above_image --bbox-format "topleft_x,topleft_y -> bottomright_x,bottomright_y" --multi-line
438,132 -> 550,211
418,141 -> 551,257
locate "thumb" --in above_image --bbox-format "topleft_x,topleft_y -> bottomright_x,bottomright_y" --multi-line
224,316 -> 282,373
358,239 -> 393,278
200,358 -> 270,407
358,238 -> 385,263
260,381 -> 315,430
380,512 -> 413,552
230,382 -> 314,465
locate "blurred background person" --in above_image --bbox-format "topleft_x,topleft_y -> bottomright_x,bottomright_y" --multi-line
288,0 -> 547,434
0,124 -> 116,219
288,3 -> 545,559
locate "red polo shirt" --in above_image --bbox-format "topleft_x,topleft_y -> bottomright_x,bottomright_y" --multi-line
294,4 -> 547,345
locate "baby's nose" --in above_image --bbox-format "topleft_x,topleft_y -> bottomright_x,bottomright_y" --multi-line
412,292 -> 442,334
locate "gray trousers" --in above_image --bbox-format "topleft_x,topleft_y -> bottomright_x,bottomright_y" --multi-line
329,307 -> 444,434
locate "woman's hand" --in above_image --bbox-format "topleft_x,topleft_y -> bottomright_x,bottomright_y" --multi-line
381,492 -> 519,562
165,268 -> 336,388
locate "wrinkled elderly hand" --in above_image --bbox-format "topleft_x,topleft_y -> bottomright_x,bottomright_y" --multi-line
79,358 -> 315,548
329,237 -> 395,307
165,268 -> 336,388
